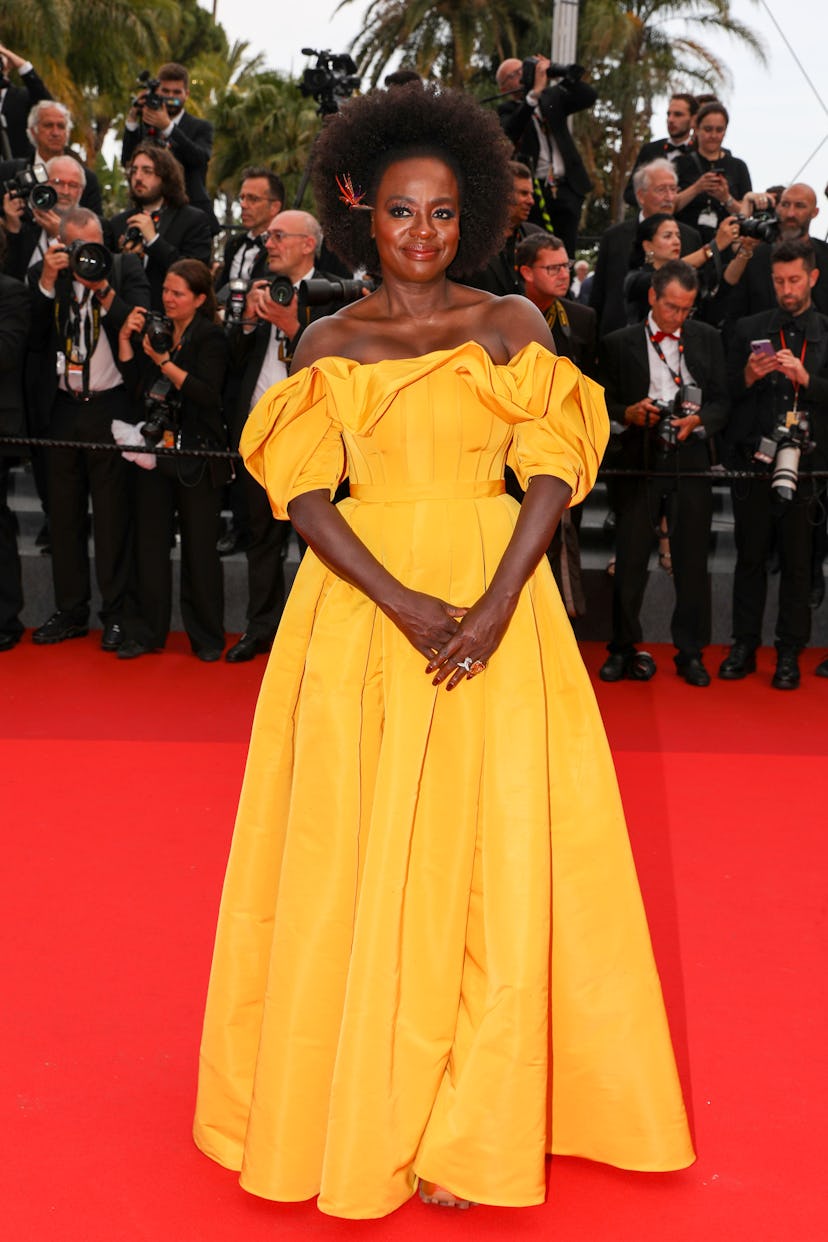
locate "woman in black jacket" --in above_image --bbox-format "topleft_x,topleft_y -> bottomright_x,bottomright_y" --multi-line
117,258 -> 229,659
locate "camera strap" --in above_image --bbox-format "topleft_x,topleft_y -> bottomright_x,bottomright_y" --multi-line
57,285 -> 101,398
646,323 -> 684,401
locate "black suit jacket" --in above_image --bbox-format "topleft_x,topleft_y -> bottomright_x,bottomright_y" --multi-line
107,202 -> 212,309
724,305 -> 828,470
598,318 -> 729,469
0,68 -> 51,159
590,217 -> 702,338
214,232 -> 269,293
551,296 -> 598,378
121,112 -> 217,231
499,79 -> 596,199
26,251 -> 151,420
0,273 -> 31,440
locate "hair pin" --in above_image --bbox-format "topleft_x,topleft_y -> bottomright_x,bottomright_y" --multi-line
336,172 -> 371,210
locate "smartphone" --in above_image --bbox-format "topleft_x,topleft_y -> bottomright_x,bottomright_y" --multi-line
750,339 -> 775,357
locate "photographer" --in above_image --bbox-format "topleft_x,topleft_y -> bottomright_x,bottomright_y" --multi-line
0,222 -> 31,652
116,259 -> 229,661
674,102 -> 752,242
27,208 -> 150,649
3,153 -> 86,277
108,142 -> 212,309
222,209 -> 340,662
0,42 -> 50,160
597,260 -> 729,686
720,239 -> 828,688
121,62 -> 217,231
495,54 -> 596,256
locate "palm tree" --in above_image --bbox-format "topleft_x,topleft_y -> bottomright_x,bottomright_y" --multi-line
574,0 -> 766,226
337,0 -> 543,87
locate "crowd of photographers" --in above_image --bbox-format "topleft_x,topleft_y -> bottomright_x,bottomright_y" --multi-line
1,44 -> 827,689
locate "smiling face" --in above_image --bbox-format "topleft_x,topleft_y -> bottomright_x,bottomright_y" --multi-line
371,155 -> 461,283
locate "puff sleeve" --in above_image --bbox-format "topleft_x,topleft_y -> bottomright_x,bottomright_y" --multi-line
503,348 -> 609,506
240,364 -> 348,521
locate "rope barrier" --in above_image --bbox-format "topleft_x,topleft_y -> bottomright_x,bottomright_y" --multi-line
2,435 -> 828,480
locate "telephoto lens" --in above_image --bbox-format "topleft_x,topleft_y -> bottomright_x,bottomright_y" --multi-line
269,275 -> 295,306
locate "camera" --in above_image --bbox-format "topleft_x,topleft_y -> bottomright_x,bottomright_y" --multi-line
300,275 -> 376,309
61,240 -> 112,282
2,163 -> 58,213
132,70 -> 183,119
754,416 -> 812,501
520,58 -> 584,96
737,211 -> 779,244
269,275 -> 295,306
122,224 -> 145,249
142,310 -> 175,354
142,377 -> 181,446
649,397 -> 679,451
225,278 -> 250,326
299,48 -> 360,115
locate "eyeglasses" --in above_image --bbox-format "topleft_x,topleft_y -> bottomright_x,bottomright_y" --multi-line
262,230 -> 309,243
533,261 -> 574,275
238,193 -> 274,204
50,178 -> 83,191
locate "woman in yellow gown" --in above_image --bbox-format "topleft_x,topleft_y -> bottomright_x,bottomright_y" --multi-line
193,84 -> 695,1218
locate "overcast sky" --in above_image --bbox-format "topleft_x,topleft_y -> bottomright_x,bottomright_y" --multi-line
204,0 -> 828,232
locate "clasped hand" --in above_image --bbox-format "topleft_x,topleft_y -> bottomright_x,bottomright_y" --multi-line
389,588 -> 513,692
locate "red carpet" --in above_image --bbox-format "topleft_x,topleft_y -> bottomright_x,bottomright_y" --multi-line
2,635 -> 826,1240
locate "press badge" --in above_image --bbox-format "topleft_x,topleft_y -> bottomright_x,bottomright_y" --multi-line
697,209 -> 719,231
785,410 -> 799,429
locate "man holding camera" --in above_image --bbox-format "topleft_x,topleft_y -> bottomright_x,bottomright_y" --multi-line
598,259 -> 729,686
223,209 -> 330,663
2,153 -> 87,277
27,207 -> 150,647
121,62 -> 217,231
0,42 -> 50,160
496,54 -> 596,256
720,238 -> 828,688
108,142 -> 211,309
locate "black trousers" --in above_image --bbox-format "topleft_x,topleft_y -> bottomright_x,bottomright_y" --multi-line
0,457 -> 24,639
241,465 -> 289,640
126,461 -> 225,652
46,388 -> 133,624
730,476 -> 816,650
610,469 -> 713,661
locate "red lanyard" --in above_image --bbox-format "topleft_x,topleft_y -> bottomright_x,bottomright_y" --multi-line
779,328 -> 807,411
646,324 -> 684,389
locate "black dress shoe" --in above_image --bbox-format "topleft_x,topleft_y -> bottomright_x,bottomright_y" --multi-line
718,643 -> 756,680
196,647 -> 223,663
599,649 -> 656,683
117,638 -> 158,660
225,632 -> 272,663
32,612 -> 89,645
772,649 -> 800,690
217,529 -> 253,557
677,656 -> 711,687
101,622 -> 124,651
0,631 -> 22,653
815,656 -> 828,678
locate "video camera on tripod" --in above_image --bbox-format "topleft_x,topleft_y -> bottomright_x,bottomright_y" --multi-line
299,48 -> 360,116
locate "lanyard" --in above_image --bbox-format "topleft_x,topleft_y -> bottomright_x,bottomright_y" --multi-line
57,286 -> 101,398
778,327 -> 808,413
646,323 -> 684,390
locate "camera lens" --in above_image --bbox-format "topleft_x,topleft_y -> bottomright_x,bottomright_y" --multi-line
30,184 -> 58,212
269,276 -> 295,306
70,242 -> 112,282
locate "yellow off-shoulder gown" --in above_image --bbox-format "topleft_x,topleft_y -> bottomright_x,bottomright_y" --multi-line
193,342 -> 695,1218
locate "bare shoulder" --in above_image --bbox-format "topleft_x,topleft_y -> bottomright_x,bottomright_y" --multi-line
289,313 -> 358,373
486,294 -> 556,357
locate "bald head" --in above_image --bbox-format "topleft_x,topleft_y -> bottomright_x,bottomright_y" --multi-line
777,183 -> 819,240
496,58 -> 523,97
264,208 -> 323,282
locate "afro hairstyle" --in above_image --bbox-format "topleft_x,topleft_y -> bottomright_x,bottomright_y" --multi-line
310,83 -> 514,278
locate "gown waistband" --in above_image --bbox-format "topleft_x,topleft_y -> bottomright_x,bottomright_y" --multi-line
349,480 -> 506,502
